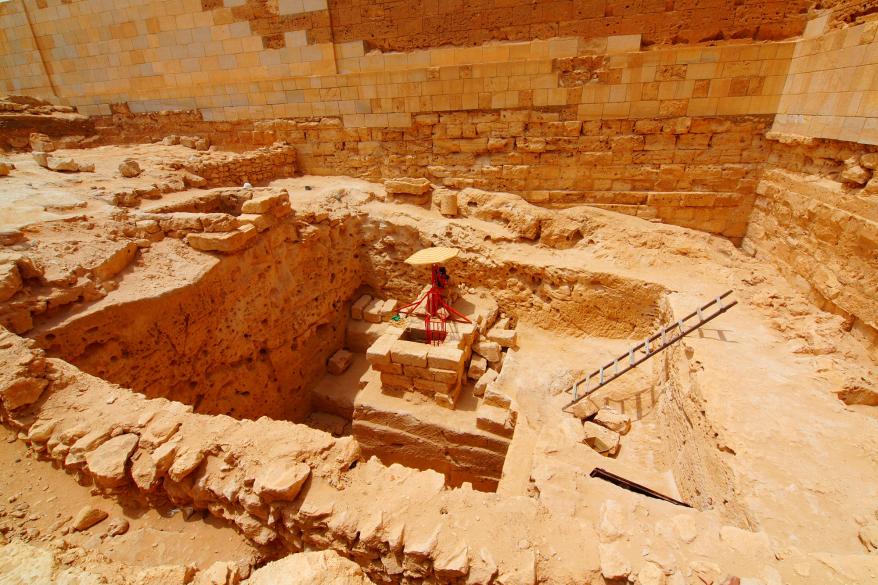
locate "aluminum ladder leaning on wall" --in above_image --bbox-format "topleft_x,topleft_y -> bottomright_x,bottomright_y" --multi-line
562,290 -> 738,412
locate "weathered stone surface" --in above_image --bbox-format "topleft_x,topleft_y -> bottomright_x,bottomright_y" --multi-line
486,327 -> 517,348
29,133 -> 55,152
241,192 -> 288,214
248,550 -> 373,585
85,433 -> 139,487
72,506 -> 108,531
570,398 -> 599,420
253,460 -> 310,502
385,177 -> 431,195
0,262 -> 22,302
473,369 -> 497,397
593,407 -> 632,435
193,561 -> 240,585
473,340 -> 502,362
119,158 -> 142,177
483,385 -> 511,409
468,356 -> 487,380
327,349 -> 353,375
32,151 -> 49,167
598,542 -> 631,580
0,162 -> 12,176
390,340 -> 429,367
841,159 -> 870,185
351,294 -> 372,319
582,421 -> 620,455
476,403 -> 515,438
186,224 -> 258,253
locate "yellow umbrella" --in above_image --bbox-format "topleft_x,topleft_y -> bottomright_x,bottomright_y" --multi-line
403,247 -> 460,266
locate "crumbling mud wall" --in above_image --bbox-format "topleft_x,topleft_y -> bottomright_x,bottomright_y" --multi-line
37,217 -> 363,422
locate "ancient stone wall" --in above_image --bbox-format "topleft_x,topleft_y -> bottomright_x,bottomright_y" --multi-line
326,0 -> 810,50
38,217 -> 363,422
771,19 -> 878,144
743,135 -> 878,348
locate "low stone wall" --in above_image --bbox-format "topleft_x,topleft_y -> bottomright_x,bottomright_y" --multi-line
183,142 -> 298,187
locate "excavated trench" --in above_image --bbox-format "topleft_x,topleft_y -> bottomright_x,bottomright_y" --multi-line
30,210 -> 747,515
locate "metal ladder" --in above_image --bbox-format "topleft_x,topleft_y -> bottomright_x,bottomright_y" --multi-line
563,290 -> 738,411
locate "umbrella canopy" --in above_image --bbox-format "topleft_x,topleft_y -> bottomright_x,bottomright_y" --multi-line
404,247 -> 460,265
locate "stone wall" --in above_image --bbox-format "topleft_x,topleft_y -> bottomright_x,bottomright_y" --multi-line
327,0 -> 810,50
771,19 -> 878,144
743,135 -> 878,348
38,215 -> 363,422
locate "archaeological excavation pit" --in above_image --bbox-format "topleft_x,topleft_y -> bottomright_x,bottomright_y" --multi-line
1,1 -> 878,583
28,204 -> 673,494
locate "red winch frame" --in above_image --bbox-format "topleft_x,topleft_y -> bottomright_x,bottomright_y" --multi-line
397,264 -> 470,345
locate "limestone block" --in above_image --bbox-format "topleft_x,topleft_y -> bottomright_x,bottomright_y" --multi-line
118,159 -> 142,177
72,506 -> 108,531
385,177 -> 431,195
182,172 -> 207,187
861,153 -> 878,169
468,356 -> 488,380
363,299 -> 384,323
161,135 -> 180,145
193,561 -> 240,585
29,133 -> 55,152
483,386 -> 511,410
414,377 -> 455,395
430,368 -> 459,384
438,189 -> 458,216
570,398 -> 599,420
32,152 -> 49,168
473,340 -> 502,362
365,334 -> 395,365
486,327 -> 517,348
403,365 -> 433,380
473,369 -> 498,397
380,373 -> 413,391
582,421 -> 620,455
426,345 -> 464,370
381,299 -> 398,320
390,340 -> 429,367
236,213 -> 275,232
0,162 -> 12,176
253,460 -> 310,502
93,242 -> 138,281
47,157 -> 80,172
186,224 -> 258,253
349,321 -> 388,353
841,162 -> 870,186
241,192 -> 289,214
476,403 -> 515,438
85,433 -> 139,487
0,263 -> 22,302
371,362 -> 403,375
195,138 -> 210,151
593,407 -> 631,435
168,444 -> 207,482
598,542 -> 631,580
327,349 -> 352,375
351,294 -> 372,319
0,229 -> 23,246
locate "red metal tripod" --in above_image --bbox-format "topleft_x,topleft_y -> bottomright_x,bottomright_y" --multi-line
397,263 -> 471,345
